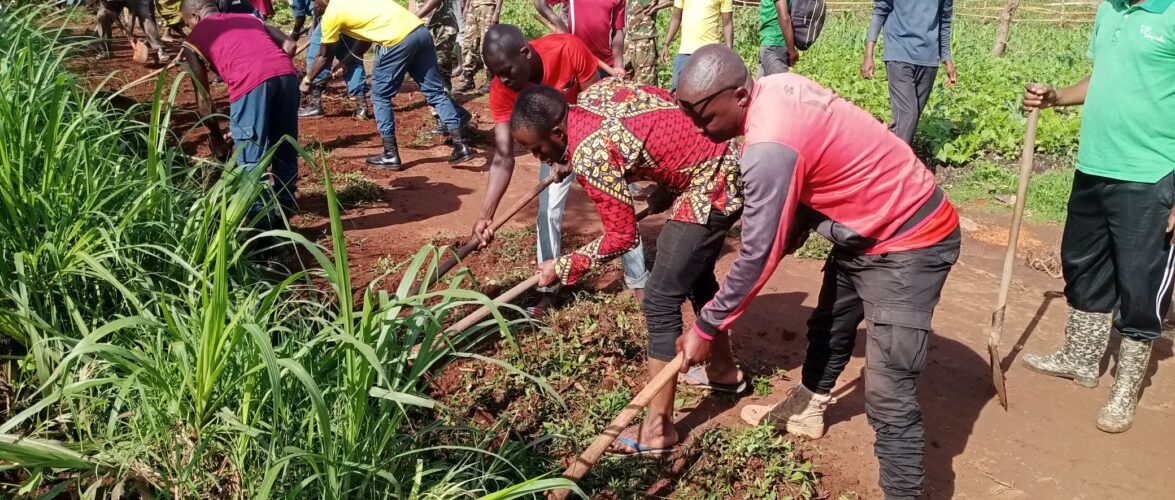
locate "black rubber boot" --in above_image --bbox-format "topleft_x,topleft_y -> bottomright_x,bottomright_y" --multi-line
429,114 -> 448,136
448,127 -> 475,165
352,97 -> 369,120
455,72 -> 476,93
298,94 -> 324,118
367,136 -> 403,170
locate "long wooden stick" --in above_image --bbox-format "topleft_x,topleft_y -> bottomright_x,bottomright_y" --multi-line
987,108 -> 1040,411
117,42 -> 311,93
553,353 -> 685,498
425,175 -> 559,291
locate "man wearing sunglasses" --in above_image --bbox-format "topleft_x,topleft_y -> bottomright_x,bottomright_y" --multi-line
510,80 -> 745,455
675,44 -> 960,500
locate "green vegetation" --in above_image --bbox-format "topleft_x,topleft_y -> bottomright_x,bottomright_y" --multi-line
944,160 -> 1074,223
0,6 -> 574,498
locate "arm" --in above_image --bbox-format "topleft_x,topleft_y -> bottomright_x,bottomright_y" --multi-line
472,123 -> 518,245
181,47 -> 229,161
492,0 -> 503,23
773,0 -> 798,65
414,0 -> 440,18
939,0 -> 956,86
263,23 -> 297,57
302,41 -> 336,90
610,0 -> 626,75
693,143 -> 802,339
1023,75 -> 1090,111
649,0 -> 673,13
533,0 -> 568,33
862,0 -> 891,79
548,161 -> 641,287
661,6 -> 682,64
722,12 -> 733,48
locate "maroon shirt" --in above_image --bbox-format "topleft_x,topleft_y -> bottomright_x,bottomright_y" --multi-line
182,13 -> 296,102
561,0 -> 627,66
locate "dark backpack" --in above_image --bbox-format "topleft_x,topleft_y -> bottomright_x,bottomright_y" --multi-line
790,0 -> 827,50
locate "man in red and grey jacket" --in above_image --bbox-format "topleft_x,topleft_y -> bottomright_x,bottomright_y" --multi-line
675,44 -> 960,500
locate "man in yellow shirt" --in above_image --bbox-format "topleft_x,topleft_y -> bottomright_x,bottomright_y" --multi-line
302,0 -> 475,169
661,0 -> 733,90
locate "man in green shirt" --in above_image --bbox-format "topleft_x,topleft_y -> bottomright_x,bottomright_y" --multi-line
1021,0 -> 1175,435
758,0 -> 797,75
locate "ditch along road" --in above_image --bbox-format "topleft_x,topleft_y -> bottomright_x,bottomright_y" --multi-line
79,37 -> 1175,499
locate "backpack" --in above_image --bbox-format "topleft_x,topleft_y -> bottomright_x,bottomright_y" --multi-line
790,0 -> 827,51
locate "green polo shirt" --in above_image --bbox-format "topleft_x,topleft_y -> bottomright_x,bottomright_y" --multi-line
1078,0 -> 1175,183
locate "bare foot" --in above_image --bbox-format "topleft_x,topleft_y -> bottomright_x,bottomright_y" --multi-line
605,416 -> 679,456
678,364 -> 744,388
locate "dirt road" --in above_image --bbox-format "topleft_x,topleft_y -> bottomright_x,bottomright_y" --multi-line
86,39 -> 1175,499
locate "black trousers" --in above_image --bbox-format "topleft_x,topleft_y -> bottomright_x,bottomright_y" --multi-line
886,61 -> 938,146
643,210 -> 739,361
1063,170 -> 1175,341
801,228 -> 960,499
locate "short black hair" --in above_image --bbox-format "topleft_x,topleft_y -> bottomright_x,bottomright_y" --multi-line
483,24 -> 526,61
510,85 -> 568,135
181,0 -> 217,14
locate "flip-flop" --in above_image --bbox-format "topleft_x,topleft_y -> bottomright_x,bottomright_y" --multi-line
679,364 -> 748,394
606,435 -> 674,457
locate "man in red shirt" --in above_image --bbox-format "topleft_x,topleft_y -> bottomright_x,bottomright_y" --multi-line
474,25 -> 648,316
510,80 -> 746,454
675,45 -> 960,499
181,0 -> 300,217
534,0 -> 629,77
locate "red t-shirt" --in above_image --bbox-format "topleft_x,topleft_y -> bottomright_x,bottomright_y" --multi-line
566,0 -> 626,66
250,0 -> 274,16
183,13 -> 296,102
488,34 -> 599,123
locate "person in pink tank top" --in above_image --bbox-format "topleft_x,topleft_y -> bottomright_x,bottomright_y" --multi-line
672,44 -> 959,500
181,0 -> 300,219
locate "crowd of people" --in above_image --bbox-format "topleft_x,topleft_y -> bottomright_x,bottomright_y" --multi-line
90,0 -> 1173,498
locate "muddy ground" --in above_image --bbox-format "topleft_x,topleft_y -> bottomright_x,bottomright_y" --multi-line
79,36 -> 1175,499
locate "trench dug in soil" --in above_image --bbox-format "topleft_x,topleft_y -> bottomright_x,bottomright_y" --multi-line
75,33 -> 1175,499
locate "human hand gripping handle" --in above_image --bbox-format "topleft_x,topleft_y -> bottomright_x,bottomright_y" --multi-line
1023,82 -> 1058,111
676,326 -> 713,373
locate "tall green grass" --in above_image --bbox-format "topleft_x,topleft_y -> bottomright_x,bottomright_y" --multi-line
0,5 -> 579,498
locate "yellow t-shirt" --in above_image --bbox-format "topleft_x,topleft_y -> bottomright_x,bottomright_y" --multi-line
321,0 -> 424,47
673,0 -> 733,54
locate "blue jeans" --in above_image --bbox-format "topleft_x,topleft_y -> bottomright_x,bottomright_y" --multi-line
306,22 -> 368,97
290,0 -> 312,17
536,162 -> 650,292
229,74 -> 300,207
371,26 -> 470,139
671,53 -> 691,90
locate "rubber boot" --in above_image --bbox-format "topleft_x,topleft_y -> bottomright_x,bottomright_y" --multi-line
298,94 -> 324,119
740,384 -> 834,439
1022,309 -> 1112,388
366,136 -> 403,170
477,78 -> 491,94
448,126 -> 475,165
428,114 -> 448,136
455,72 -> 476,93
1096,337 -> 1153,433
352,96 -> 369,120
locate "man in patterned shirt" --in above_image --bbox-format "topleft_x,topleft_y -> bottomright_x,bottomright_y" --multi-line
510,79 -> 745,455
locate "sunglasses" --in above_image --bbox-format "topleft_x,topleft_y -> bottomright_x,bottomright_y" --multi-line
676,85 -> 737,117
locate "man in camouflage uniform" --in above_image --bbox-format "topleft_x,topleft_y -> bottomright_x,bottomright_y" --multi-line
417,0 -> 461,91
456,0 -> 501,93
626,0 -> 670,86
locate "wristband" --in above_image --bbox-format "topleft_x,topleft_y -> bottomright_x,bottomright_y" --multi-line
302,75 -> 313,86
692,323 -> 715,341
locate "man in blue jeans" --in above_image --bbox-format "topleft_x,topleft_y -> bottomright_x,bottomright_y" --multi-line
182,0 -> 300,217
297,20 -> 370,120
303,0 -> 475,169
